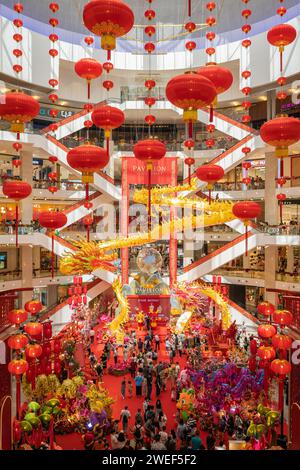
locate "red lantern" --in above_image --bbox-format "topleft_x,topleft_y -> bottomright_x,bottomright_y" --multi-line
184,139 -> 195,150
43,321 -> 52,339
75,58 -> 102,100
145,97 -> 156,108
84,36 -> 94,46
8,334 -> 29,350
25,344 -> 43,360
186,41 -> 196,52
184,157 -> 195,185
185,22 -> 196,33
3,180 -> 32,247
196,164 -> 224,202
8,359 -> 28,376
272,334 -> 292,351
48,186 -> 58,194
270,358 -> 291,411
257,301 -> 275,317
103,61 -> 114,73
197,63 -> 233,122
267,24 -> 297,72
145,9 -> 155,20
92,105 -> 125,156
24,300 -> 43,315
0,92 -> 40,139
260,116 -> 300,160
145,79 -> 156,90
8,309 -> 28,325
273,309 -> 293,327
242,161 -> 251,170
166,72 -> 216,138
232,201 -> 261,255
39,211 -> 67,278
67,144 -> 109,184
12,159 -> 21,168
53,339 -> 61,355
242,177 -> 251,186
257,346 -> 276,361
145,25 -> 156,37
24,322 -> 43,337
83,0 -> 134,60
49,2 -> 59,13
133,139 -> 166,231
257,323 -> 276,339
250,338 -> 257,355
145,42 -> 155,54
145,114 -> 156,125
103,80 -> 114,92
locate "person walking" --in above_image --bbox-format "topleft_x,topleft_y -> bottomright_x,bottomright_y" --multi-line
155,334 -> 160,352
121,379 -> 126,400
120,406 -> 131,434
134,373 -> 144,396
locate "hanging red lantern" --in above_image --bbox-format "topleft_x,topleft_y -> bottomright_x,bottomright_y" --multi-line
145,79 -> 156,90
166,72 -> 216,138
133,139 -> 166,231
197,63 -> 233,122
83,0 -> 134,60
145,114 -> 156,125
84,36 -> 94,46
184,157 -> 195,185
232,201 -> 261,255
91,105 -> 125,156
184,139 -> 195,150
186,41 -> 196,52
145,42 -> 155,53
257,301 -> 275,317
103,61 -> 114,73
48,172 -> 57,182
145,97 -> 156,107
257,346 -> 276,361
12,158 -> 21,168
3,180 -> 32,247
75,58 -> 102,100
0,91 -> 39,139
242,161 -> 251,170
49,2 -> 59,13
48,186 -> 58,194
39,211 -> 67,278
103,79 -> 114,92
242,177 -> 251,186
272,334 -> 292,351
205,138 -> 215,148
273,309 -> 293,327
196,164 -> 224,203
24,322 -> 43,337
267,24 -> 297,72
49,33 -> 59,43
8,359 -> 28,375
24,300 -> 43,315
145,25 -> 156,37
185,22 -> 196,33
13,33 -> 23,42
67,144 -> 109,184
25,344 -> 43,360
8,334 -> 29,350
8,309 -> 28,325
206,31 -> 216,42
49,93 -> 59,104
257,323 -> 276,339
144,9 -> 155,20
260,116 -> 300,160
270,358 -> 291,411
206,16 -> 216,27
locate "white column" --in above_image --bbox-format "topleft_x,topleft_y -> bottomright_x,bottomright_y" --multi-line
286,247 -> 294,274
20,246 -> 33,306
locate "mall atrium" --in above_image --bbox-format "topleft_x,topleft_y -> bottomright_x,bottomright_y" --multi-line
0,0 -> 300,453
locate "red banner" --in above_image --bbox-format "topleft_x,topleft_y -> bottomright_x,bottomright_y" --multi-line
127,295 -> 170,320
124,157 -> 176,185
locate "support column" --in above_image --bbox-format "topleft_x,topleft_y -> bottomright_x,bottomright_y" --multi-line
20,247 -> 33,306
264,151 -> 278,304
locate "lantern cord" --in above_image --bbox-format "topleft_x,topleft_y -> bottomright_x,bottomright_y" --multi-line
208,188 -> 211,204
209,104 -> 214,123
278,379 -> 284,412
87,225 -> 90,242
280,201 -> 283,225
107,50 -> 111,61
148,168 -> 152,233
87,80 -> 91,100
16,376 -> 21,420
15,203 -> 19,248
188,165 -> 191,185
85,183 -> 89,202
51,233 -> 55,278
188,0 -> 191,17
106,136 -> 110,158
245,224 -> 248,256
280,50 -> 283,73
188,120 -> 193,139
280,157 -> 284,178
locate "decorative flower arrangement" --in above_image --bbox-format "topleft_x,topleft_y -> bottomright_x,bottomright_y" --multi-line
108,361 -> 129,376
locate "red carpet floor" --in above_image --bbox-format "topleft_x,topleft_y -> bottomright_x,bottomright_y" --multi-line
56,325 -> 191,449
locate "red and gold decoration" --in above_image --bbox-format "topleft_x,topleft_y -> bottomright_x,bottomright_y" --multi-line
240,0 -> 253,127
12,3 -> 24,76
232,201 -> 261,255
75,58 -> 103,100
133,139 -> 166,231
196,164 -> 224,203
0,91 -> 40,140
166,72 -> 217,139
83,0 -> 135,60
38,211 -> 67,278
92,105 -> 125,156
2,180 -> 32,247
